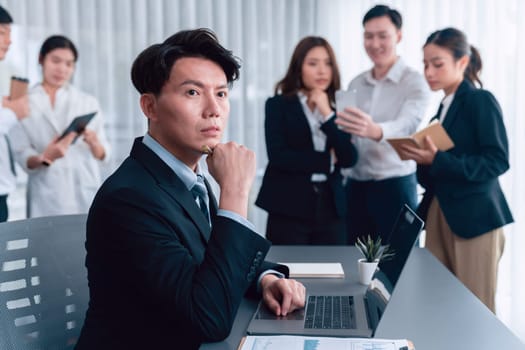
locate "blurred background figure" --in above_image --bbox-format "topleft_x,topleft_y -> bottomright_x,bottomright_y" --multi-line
256,36 -> 358,245
398,27 -> 513,313
0,5 -> 29,222
336,4 -> 430,244
10,35 -> 109,217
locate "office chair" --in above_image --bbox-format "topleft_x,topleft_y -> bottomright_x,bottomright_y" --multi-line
0,215 -> 88,350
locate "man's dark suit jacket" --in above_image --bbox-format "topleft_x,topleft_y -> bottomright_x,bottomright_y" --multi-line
256,94 -> 358,219
417,80 -> 513,238
76,138 -> 287,350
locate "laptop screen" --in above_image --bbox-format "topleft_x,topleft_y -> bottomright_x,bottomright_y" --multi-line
364,204 -> 424,332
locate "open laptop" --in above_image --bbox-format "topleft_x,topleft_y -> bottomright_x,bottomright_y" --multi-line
247,204 -> 424,337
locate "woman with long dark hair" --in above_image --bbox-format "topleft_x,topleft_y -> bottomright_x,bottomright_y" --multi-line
256,36 -> 358,245
398,28 -> 513,312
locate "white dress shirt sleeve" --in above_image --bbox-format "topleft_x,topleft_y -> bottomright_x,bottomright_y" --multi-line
0,107 -> 17,134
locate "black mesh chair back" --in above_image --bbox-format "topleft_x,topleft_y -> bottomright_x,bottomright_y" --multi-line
0,215 -> 88,350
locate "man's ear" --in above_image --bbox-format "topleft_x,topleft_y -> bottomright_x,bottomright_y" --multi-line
396,29 -> 402,44
140,93 -> 158,122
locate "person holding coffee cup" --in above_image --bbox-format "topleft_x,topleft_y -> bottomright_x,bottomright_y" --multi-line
0,6 -> 29,222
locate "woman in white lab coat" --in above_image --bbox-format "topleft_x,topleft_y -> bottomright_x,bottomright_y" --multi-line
11,35 -> 110,217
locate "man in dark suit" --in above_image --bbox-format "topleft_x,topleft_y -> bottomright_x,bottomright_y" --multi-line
76,28 -> 305,350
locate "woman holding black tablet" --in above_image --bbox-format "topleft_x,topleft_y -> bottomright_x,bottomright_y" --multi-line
10,35 -> 109,217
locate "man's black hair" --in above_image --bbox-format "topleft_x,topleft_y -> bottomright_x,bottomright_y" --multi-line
131,28 -> 241,95
362,5 -> 402,29
0,6 -> 13,24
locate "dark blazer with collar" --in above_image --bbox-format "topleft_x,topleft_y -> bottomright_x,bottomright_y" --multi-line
76,138 -> 287,350
256,94 -> 358,219
417,80 -> 513,238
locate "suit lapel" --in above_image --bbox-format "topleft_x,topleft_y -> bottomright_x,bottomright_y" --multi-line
130,138 -> 212,243
442,80 -> 474,130
284,95 -> 316,149
32,87 -> 62,134
159,182 -> 212,243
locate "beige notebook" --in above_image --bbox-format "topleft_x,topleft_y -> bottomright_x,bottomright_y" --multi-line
279,262 -> 345,278
387,121 -> 454,160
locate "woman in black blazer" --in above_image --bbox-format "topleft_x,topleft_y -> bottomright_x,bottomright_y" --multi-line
398,28 -> 513,312
256,36 -> 358,245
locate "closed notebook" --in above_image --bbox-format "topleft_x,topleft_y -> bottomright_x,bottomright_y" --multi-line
387,121 -> 454,160
279,263 -> 344,278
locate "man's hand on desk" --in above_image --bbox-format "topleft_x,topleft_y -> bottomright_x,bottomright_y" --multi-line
260,274 -> 306,316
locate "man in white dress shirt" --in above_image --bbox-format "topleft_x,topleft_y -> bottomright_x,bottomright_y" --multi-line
336,5 -> 430,244
0,6 -> 28,222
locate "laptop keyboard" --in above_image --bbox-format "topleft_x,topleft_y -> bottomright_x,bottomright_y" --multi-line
304,295 -> 356,329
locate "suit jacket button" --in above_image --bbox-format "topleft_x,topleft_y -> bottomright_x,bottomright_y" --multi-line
247,272 -> 255,281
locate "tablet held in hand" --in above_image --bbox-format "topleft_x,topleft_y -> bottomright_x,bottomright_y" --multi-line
58,111 -> 97,141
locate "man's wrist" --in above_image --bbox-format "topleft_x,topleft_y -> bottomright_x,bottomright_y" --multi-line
373,124 -> 383,141
258,270 -> 285,293
39,154 -> 53,166
218,190 -> 250,218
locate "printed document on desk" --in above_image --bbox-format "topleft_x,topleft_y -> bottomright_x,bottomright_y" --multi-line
239,335 -> 411,350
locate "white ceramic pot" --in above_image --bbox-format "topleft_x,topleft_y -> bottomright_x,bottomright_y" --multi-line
357,258 -> 379,285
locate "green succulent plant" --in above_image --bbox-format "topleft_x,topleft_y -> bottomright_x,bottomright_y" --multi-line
355,235 -> 395,263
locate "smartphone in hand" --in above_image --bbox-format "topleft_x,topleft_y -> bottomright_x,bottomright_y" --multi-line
335,89 -> 358,114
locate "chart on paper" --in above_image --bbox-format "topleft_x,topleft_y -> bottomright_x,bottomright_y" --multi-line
241,335 -> 409,350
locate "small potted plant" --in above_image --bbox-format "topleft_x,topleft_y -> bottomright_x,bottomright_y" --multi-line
355,235 -> 394,285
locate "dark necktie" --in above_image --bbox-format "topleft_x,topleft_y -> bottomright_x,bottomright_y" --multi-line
429,103 -> 444,124
191,175 -> 210,225
4,135 -> 16,176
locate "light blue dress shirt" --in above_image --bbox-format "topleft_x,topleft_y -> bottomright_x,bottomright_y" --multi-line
142,133 -> 255,230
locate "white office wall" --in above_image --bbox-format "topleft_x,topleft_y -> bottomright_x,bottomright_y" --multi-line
1,0 -> 523,341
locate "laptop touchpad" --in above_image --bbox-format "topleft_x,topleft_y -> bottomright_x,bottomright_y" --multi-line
254,303 -> 305,320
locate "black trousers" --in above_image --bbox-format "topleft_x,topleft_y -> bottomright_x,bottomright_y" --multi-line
0,195 -> 8,223
345,173 -> 417,244
266,182 -> 346,245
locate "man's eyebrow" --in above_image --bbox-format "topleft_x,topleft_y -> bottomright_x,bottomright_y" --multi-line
180,80 -> 229,89
180,80 -> 204,88
364,30 -> 388,35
